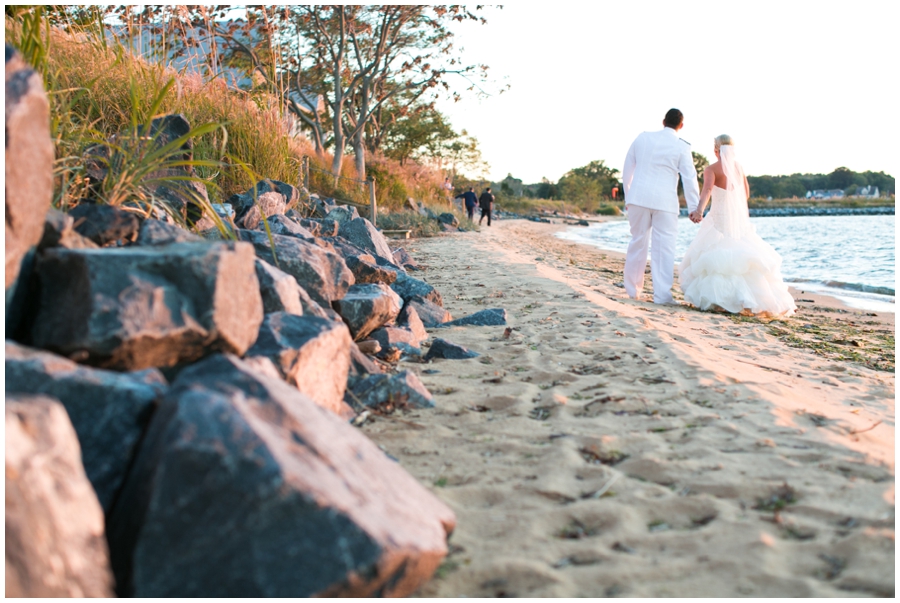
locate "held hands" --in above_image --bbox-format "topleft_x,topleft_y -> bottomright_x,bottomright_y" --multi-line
688,209 -> 703,223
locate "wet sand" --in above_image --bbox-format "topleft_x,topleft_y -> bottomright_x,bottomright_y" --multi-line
362,218 -> 895,597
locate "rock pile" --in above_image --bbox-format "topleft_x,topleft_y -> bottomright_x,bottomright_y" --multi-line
5,43 -> 512,598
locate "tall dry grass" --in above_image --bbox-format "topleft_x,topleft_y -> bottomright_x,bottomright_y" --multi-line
7,10 -> 448,215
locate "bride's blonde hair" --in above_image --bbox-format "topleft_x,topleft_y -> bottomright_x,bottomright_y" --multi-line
714,134 -> 734,150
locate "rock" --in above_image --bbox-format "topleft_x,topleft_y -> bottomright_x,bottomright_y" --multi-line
5,342 -> 164,512
576,219 -> 590,226
298,285 -> 340,321
227,179 -> 297,221
356,340 -> 382,356
369,326 -> 425,360
239,355 -> 284,381
391,272 -> 443,306
255,259 -> 304,315
440,308 -> 507,327
135,218 -> 203,246
238,230 -> 353,308
437,212 -> 459,227
392,247 -> 419,270
325,237 -> 397,284
349,370 -> 435,410
424,338 -> 479,361
338,217 -> 395,264
84,114 -> 209,226
39,208 -> 99,251
262,213 -> 315,239
31,241 -> 263,370
326,205 -> 360,224
6,45 -> 54,290
398,305 -> 428,344
107,354 -> 455,597
346,254 -> 399,285
407,296 -> 452,327
332,283 -> 402,341
68,203 -> 141,246
439,222 -> 458,233
234,190 -> 288,230
316,218 -> 341,237
245,312 -> 353,417
6,394 -> 115,597
349,342 -> 382,378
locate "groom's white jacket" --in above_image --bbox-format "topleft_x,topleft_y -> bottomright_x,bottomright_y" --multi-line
623,127 -> 700,214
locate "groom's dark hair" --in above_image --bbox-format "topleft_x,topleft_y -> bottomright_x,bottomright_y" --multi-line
664,108 -> 684,128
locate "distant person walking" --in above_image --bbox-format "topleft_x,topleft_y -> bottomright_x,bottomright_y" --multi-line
456,187 -> 478,221
443,177 -> 454,202
478,187 -> 495,226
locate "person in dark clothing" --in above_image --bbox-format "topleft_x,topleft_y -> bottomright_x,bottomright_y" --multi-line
455,187 -> 478,221
478,187 -> 495,226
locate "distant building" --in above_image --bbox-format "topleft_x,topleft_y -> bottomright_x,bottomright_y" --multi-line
855,185 -> 880,198
109,22 -> 324,120
807,189 -> 845,199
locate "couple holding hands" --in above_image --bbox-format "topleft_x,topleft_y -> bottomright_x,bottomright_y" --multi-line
621,108 -> 796,318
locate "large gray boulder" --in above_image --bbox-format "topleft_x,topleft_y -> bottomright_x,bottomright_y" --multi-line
262,214 -> 315,239
84,114 -> 210,226
369,326 -> 424,361
6,45 -> 54,290
325,236 -> 398,285
407,296 -> 452,327
5,342 -> 165,512
31,241 -> 263,370
349,370 -> 435,410
6,394 -> 115,597
398,304 -> 428,343
332,283 -> 402,341
255,259 -> 304,315
338,217 -> 394,264
424,338 -> 479,361
228,179 -> 299,221
236,191 -> 287,229
439,308 -> 508,327
69,203 -> 141,246
135,218 -> 202,246
39,208 -> 100,251
238,230 -> 353,308
391,272 -> 443,306
246,313 -> 353,417
325,205 -> 360,224
106,354 -> 455,597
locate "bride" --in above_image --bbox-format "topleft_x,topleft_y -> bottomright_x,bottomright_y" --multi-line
678,135 -> 796,317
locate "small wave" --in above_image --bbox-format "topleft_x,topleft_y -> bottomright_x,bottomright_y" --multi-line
787,279 -> 895,297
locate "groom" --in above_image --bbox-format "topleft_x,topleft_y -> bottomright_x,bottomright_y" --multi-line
622,108 -> 701,304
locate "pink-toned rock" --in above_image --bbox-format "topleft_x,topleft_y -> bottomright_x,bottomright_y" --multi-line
5,394 -> 115,597
107,354 -> 456,597
31,241 -> 263,370
5,46 -> 54,289
246,312 -> 353,417
333,283 -> 402,341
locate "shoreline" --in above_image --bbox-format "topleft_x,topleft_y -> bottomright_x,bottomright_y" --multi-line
553,215 -> 895,314
363,219 -> 894,597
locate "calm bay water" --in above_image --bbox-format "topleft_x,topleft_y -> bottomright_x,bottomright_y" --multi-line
557,214 -> 895,312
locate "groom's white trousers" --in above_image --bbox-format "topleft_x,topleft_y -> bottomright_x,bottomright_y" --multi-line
623,205 -> 678,304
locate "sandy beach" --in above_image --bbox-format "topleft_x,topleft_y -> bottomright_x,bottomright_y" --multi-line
361,218 -> 895,597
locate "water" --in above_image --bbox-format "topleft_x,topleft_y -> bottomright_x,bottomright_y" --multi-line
557,214 -> 895,312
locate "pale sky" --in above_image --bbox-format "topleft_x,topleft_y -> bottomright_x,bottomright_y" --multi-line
436,2 -> 897,183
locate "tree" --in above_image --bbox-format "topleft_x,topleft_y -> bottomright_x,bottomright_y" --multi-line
107,6 -> 501,181
269,6 -> 494,180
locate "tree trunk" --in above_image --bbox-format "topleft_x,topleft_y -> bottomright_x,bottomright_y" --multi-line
353,136 -> 366,182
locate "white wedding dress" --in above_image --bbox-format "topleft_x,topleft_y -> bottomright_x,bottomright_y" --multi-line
678,147 -> 796,317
